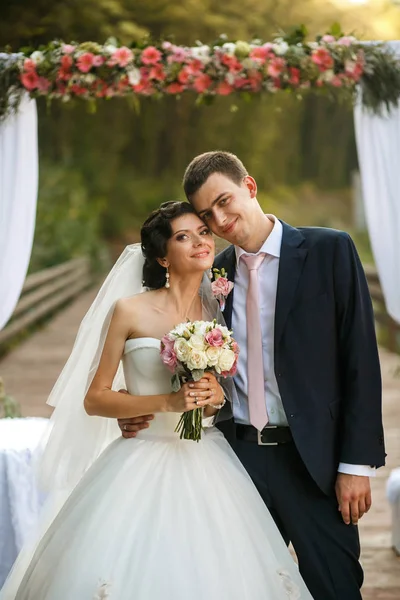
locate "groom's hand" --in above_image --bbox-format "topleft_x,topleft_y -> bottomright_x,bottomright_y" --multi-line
117,389 -> 154,438
335,473 -> 372,525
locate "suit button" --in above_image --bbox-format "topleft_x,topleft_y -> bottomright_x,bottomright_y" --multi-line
289,413 -> 296,418
277,373 -> 283,378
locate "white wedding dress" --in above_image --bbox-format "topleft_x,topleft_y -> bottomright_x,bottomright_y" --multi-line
2,338 -> 312,600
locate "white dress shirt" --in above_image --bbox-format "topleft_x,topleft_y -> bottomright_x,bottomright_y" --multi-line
231,215 -> 375,477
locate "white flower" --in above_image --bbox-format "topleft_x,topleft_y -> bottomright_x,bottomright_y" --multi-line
127,67 -> 141,86
188,334 -> 206,351
83,74 -> 96,84
186,350 -> 208,371
323,69 -> 335,82
190,45 -> 211,63
174,323 -> 191,337
217,349 -> 235,373
241,57 -> 256,70
222,42 -> 236,56
174,338 -> 191,362
192,320 -> 208,336
226,72 -> 236,85
215,324 -> 230,338
30,51 -> 45,64
273,41 -> 289,56
104,44 -> 117,55
205,346 -> 220,366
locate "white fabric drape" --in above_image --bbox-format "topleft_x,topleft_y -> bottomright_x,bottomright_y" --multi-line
354,41 -> 400,324
0,93 -> 38,331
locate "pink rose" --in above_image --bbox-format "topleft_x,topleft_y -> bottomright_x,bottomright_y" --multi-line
160,335 -> 178,372
338,36 -> 355,47
267,58 -> 285,78
77,52 -> 95,73
211,277 -> 234,298
311,48 -> 334,71
193,74 -> 212,93
321,35 -> 336,44
20,70 -> 39,91
141,46 -> 162,65
62,44 -> 76,54
205,329 -> 224,347
110,47 -> 133,67
216,81 -> 234,95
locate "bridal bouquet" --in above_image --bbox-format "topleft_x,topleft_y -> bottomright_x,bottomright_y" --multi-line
160,319 -> 239,441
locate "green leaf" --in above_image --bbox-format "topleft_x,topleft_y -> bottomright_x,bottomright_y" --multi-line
171,374 -> 181,392
329,22 -> 343,39
191,369 -> 204,381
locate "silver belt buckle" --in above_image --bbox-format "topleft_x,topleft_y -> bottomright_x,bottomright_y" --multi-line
257,426 -> 278,446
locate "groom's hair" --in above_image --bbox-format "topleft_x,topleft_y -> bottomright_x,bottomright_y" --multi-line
183,151 -> 248,201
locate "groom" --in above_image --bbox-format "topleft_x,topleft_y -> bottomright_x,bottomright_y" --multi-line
120,151 -> 385,599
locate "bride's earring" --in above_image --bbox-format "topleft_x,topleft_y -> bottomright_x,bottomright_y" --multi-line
165,267 -> 170,289
208,268 -> 213,280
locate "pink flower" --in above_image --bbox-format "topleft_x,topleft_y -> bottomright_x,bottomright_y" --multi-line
110,47 -> 133,67
205,329 -> 224,348
321,35 -> 336,44
149,65 -> 166,81
93,55 -> 105,67
212,277 -> 234,298
166,82 -> 185,94
289,67 -> 300,86
162,41 -> 173,51
167,47 -> 189,63
216,81 -> 234,95
232,341 -> 240,355
61,55 -> 73,70
222,360 -> 238,378
311,48 -> 334,71
267,58 -> 285,78
330,75 -> 342,87
37,77 -> 51,92
187,59 -> 204,75
249,46 -> 271,63
178,66 -> 192,84
23,58 -> 36,71
338,36 -> 355,47
160,335 -> 178,372
193,74 -> 212,93
141,46 -> 162,65
345,58 -> 364,80
77,52 -> 95,73
20,70 -> 39,91
62,44 -> 76,54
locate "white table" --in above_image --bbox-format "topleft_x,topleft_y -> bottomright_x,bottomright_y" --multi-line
0,418 -> 48,588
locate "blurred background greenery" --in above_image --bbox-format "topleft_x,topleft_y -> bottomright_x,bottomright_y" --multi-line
2,0 -> 400,268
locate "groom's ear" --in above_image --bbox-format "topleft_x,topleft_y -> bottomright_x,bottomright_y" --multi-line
243,176 -> 257,199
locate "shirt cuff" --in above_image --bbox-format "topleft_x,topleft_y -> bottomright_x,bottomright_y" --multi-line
338,463 -> 376,477
202,415 -> 215,428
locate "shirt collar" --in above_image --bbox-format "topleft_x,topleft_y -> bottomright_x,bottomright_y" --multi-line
235,215 -> 282,265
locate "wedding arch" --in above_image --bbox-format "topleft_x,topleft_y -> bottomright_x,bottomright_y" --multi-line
1,29 -> 400,330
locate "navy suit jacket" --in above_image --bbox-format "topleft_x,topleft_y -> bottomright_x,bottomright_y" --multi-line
214,221 -> 386,495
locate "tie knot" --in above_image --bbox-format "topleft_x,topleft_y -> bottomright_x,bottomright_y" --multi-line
241,253 -> 266,271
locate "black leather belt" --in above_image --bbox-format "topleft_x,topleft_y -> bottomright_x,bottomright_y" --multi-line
236,425 -> 293,446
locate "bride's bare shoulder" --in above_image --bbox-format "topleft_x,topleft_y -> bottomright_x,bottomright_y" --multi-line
114,291 -> 159,314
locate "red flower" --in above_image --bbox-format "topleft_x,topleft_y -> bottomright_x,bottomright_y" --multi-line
311,48 -> 334,72
23,59 -> 36,71
216,81 -> 234,95
267,58 -> 285,78
141,46 -> 162,65
192,74 -> 212,93
166,82 -> 185,94
61,55 -> 73,70
149,65 -> 166,81
221,54 -> 242,74
20,70 -> 39,91
77,53 -> 95,73
289,67 -> 301,86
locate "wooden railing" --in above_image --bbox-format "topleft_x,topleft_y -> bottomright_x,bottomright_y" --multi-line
0,257 -> 93,346
365,265 -> 400,354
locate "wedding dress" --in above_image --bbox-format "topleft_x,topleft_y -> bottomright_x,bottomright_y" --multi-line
2,337 -> 312,600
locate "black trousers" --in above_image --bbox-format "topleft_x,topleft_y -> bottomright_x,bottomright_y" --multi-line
232,439 -> 364,600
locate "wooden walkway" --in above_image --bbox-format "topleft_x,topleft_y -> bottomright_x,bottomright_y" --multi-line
0,289 -> 399,598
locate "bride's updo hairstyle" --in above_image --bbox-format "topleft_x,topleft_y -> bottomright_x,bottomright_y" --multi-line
141,201 -> 197,289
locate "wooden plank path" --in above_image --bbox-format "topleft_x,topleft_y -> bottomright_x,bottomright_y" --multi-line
0,289 -> 399,598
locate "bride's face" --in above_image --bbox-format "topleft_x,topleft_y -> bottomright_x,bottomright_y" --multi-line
163,213 -> 215,276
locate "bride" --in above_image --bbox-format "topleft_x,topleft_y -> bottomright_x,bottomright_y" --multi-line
1,201 -> 313,599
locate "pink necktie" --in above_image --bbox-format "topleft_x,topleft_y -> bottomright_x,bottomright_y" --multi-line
241,253 -> 268,431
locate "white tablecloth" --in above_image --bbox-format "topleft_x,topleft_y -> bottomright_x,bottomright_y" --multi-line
0,418 -> 48,588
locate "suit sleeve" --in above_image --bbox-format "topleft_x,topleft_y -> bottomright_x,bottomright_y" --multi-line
333,232 -> 385,468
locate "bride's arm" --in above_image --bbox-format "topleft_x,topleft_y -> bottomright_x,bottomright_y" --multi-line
84,299 -> 196,418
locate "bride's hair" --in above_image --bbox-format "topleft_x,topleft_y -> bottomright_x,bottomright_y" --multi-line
141,201 -> 197,289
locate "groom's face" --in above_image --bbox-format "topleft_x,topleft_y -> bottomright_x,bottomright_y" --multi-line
191,173 -> 257,248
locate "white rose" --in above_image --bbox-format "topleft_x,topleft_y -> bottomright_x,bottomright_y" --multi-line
30,51 -> 44,64
273,41 -> 289,56
104,44 -> 117,55
190,45 -> 211,63
323,69 -> 334,82
222,42 -> 236,56
215,324 -> 230,338
186,350 -> 208,371
127,67 -> 141,86
217,349 -> 235,373
84,74 -> 96,84
174,338 -> 191,362
188,334 -> 206,351
205,346 -> 220,366
174,323 -> 191,337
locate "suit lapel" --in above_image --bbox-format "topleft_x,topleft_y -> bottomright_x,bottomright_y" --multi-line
274,222 -> 308,348
214,245 -> 236,330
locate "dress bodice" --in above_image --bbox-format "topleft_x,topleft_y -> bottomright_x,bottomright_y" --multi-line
122,338 -> 182,439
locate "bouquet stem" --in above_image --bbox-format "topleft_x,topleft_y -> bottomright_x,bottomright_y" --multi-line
175,407 -> 203,442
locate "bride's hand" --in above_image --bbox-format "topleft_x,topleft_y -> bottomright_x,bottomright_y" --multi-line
167,382 -> 200,413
